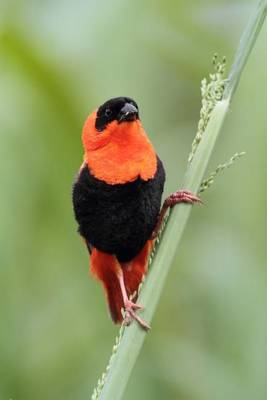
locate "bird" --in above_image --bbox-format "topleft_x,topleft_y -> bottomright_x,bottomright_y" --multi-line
72,97 -> 201,330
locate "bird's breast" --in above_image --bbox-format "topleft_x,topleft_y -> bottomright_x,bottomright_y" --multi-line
83,122 -> 157,185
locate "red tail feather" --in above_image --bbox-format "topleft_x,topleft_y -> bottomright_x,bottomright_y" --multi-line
122,240 -> 152,299
90,241 -> 152,324
90,249 -> 124,323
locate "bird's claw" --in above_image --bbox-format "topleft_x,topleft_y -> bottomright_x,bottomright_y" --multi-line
125,299 -> 143,311
167,189 -> 203,206
123,301 -> 150,331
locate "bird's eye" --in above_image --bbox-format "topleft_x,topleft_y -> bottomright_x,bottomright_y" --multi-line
105,108 -> 112,117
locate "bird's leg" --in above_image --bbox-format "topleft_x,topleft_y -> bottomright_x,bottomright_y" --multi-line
151,190 -> 202,239
118,272 -> 150,331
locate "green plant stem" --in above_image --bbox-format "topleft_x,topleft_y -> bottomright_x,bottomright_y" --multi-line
223,0 -> 267,100
97,2 -> 267,399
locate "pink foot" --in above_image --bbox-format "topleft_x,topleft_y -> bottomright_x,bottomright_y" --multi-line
166,189 -> 202,206
151,189 -> 202,239
125,299 -> 143,311
118,272 -> 150,331
123,301 -> 150,331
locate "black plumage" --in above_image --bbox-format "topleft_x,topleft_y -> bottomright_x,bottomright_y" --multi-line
72,157 -> 165,263
95,97 -> 139,131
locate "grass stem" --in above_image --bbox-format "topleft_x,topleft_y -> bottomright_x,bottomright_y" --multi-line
92,2 -> 267,399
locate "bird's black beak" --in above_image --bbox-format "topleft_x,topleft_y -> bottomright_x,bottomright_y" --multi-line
118,103 -> 139,123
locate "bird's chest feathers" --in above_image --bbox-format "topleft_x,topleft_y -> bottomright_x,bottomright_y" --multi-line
84,123 -> 157,185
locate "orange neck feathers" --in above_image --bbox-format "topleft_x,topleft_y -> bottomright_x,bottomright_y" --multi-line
82,111 -> 157,185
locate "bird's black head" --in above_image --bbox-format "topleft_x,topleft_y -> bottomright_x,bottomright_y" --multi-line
95,97 -> 139,132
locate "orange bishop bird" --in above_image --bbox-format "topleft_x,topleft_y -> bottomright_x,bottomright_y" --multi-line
72,97 -> 201,330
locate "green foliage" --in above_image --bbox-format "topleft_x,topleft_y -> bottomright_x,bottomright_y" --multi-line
188,54 -> 226,163
199,152 -> 245,193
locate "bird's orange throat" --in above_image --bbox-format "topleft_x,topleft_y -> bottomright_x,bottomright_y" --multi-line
82,111 -> 157,184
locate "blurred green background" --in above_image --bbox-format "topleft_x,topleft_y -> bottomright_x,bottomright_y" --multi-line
1,1 -> 267,399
